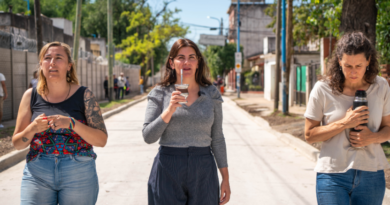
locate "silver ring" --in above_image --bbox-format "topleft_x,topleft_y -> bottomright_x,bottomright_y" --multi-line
53,123 -> 57,127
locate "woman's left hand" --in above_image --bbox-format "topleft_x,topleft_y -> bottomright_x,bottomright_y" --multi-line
349,125 -> 377,147
220,179 -> 231,204
47,115 -> 72,131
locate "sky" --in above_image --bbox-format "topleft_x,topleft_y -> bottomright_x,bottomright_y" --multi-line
148,0 -> 232,44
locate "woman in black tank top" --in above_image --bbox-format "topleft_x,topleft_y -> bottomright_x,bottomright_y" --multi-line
12,42 -> 107,205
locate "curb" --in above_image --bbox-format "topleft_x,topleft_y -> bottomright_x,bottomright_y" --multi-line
224,97 -> 319,162
0,147 -> 29,172
0,96 -> 148,173
102,96 -> 147,120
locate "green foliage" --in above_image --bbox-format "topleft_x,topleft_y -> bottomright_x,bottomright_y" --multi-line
249,85 -> 262,91
0,0 -> 86,19
117,3 -> 188,75
0,0 -> 28,14
244,71 -> 262,91
265,0 -> 342,46
377,0 -> 390,64
203,43 -> 242,79
83,0 -> 138,45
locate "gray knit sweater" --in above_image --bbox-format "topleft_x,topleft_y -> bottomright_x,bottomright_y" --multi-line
142,84 -> 228,168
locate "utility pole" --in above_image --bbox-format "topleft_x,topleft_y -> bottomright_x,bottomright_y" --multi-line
107,0 -> 114,101
34,0 -> 43,55
220,18 -> 223,36
274,0 -> 281,111
236,0 -> 241,98
151,53 -> 154,86
72,0 -> 82,69
281,0 -> 287,114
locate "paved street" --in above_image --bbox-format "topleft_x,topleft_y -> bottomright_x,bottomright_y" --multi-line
0,97 -> 317,205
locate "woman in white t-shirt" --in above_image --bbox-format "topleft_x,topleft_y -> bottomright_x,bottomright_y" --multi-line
305,32 -> 390,205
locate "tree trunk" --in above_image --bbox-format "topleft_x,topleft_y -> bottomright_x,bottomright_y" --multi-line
339,0 -> 377,45
34,0 -> 43,55
285,0 -> 293,114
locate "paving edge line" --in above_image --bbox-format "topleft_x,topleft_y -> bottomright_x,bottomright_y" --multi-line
0,96 -> 148,173
102,96 -> 147,120
223,97 -> 319,162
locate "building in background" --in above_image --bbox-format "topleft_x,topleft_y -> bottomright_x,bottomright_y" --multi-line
261,37 -> 320,106
226,0 -> 274,92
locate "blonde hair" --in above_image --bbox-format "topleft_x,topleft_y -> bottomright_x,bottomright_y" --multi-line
37,42 -> 79,95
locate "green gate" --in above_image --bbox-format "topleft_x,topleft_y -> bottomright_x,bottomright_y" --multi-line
296,66 -> 307,105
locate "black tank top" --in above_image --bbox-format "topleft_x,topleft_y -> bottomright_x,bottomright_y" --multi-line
30,86 -> 87,122
27,86 -> 96,163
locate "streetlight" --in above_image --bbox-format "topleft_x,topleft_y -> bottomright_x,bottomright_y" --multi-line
207,16 -> 223,36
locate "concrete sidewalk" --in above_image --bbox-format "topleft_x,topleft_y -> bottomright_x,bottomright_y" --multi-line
0,96 -> 317,204
224,92 -> 306,116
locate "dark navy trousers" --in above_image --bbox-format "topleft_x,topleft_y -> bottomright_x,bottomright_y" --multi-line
148,146 -> 219,205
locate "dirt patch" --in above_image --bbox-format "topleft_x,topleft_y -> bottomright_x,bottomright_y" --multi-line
239,104 -> 322,149
0,127 -> 16,157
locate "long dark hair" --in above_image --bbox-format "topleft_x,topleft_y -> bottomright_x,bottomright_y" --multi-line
327,32 -> 378,94
159,39 -> 212,86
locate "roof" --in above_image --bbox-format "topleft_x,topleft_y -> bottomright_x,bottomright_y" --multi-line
227,2 -> 270,14
246,51 -> 263,60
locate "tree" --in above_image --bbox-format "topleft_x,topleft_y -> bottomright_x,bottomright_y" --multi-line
0,0 -> 29,14
203,43 -> 242,79
339,0 -> 377,45
265,0 -> 342,47
285,0 -> 293,114
376,0 -> 390,64
117,2 -> 188,84
82,0 -> 138,45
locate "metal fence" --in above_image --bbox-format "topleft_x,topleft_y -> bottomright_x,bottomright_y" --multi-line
0,30 -> 38,52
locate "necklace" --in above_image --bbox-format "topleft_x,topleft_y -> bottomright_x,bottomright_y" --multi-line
46,84 -> 71,103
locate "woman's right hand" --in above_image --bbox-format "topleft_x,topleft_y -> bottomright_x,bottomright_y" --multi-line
167,91 -> 186,113
342,106 -> 369,129
28,113 -> 50,134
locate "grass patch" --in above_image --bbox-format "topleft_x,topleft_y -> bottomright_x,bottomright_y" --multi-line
382,142 -> 390,162
0,126 -> 15,139
99,99 -> 133,109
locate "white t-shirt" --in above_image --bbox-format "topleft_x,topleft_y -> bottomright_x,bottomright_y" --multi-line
0,73 -> 5,97
31,78 -> 38,88
305,76 -> 390,173
117,76 -> 126,87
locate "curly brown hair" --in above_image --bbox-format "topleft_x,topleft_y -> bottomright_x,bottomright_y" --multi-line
327,32 -> 379,94
159,39 -> 212,87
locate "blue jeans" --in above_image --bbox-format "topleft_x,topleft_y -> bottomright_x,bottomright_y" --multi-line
316,169 -> 385,205
140,84 -> 144,94
21,154 -> 99,205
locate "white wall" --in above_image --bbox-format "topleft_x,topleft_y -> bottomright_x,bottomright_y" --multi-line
264,61 -> 276,101
51,18 -> 73,36
90,39 -> 106,59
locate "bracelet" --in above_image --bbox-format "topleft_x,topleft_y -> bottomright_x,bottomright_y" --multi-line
69,117 -> 76,129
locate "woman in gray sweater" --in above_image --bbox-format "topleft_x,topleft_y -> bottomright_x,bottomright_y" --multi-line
143,39 -> 231,205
